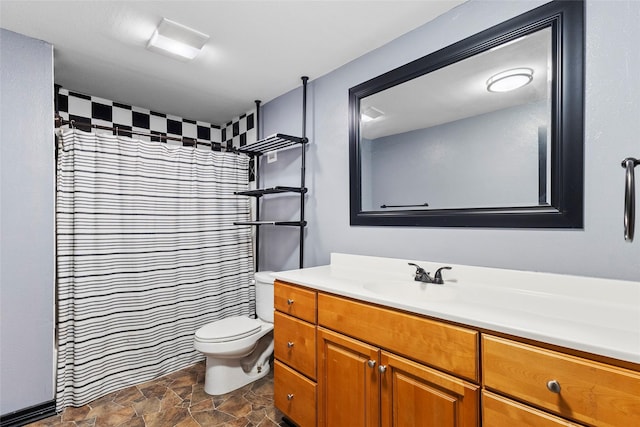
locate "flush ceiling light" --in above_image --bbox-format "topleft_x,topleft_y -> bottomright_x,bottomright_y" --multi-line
361,106 -> 385,122
486,68 -> 534,92
147,18 -> 209,61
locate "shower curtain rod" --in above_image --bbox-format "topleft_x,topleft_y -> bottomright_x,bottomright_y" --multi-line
54,116 -> 200,145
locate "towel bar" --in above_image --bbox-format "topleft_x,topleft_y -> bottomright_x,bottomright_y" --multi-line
622,157 -> 639,242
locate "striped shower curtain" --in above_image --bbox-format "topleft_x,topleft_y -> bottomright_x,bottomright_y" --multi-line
55,129 -> 255,410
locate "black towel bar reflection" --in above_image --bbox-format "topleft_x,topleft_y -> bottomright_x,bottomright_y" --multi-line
380,203 -> 429,208
622,157 -> 639,242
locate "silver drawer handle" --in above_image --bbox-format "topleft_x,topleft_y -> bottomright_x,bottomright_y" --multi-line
622,157 -> 639,242
547,380 -> 561,394
287,341 -> 294,348
378,365 -> 387,373
287,393 -> 294,400
367,360 -> 376,368
287,298 -> 295,305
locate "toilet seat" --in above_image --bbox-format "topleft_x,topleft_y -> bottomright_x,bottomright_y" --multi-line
195,316 -> 262,343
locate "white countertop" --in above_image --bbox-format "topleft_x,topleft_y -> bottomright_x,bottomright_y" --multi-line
272,253 -> 640,364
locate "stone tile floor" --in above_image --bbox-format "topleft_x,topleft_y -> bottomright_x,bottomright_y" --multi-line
27,361 -> 287,427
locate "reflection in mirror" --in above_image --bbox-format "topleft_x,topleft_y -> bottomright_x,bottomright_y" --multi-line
360,28 -> 552,211
349,0 -> 584,228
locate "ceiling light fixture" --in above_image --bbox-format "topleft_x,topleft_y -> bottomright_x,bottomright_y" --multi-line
147,18 -> 209,61
361,106 -> 385,122
486,68 -> 534,93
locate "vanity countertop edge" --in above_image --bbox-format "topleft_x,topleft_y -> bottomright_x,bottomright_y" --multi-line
271,253 -> 640,366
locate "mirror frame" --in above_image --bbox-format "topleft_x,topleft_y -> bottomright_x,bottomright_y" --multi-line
349,0 -> 584,228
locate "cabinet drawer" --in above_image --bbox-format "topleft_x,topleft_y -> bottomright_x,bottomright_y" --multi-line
483,391 -> 584,426
275,280 -> 317,323
275,360 -> 317,427
482,335 -> 640,427
318,292 -> 478,381
274,311 -> 317,380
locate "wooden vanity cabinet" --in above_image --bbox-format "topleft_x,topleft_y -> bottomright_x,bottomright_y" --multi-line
274,280 -> 640,427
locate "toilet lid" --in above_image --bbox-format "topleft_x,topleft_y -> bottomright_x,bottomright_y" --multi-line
195,316 -> 262,343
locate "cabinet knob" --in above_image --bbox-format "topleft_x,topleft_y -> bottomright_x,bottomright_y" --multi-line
287,393 -> 294,400
287,341 -> 295,348
378,365 -> 387,373
367,360 -> 376,368
287,299 -> 295,305
546,380 -> 561,394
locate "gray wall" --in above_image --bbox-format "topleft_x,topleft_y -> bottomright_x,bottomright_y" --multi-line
1,29 -> 55,414
259,0 -> 640,281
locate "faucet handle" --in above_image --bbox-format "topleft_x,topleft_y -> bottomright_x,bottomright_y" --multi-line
433,266 -> 452,284
408,263 -> 423,272
408,263 -> 431,282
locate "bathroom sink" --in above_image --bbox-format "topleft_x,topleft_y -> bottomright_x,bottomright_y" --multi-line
362,280 -> 457,303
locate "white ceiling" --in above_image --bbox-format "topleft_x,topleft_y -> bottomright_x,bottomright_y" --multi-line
362,27 -> 552,140
0,0 -> 465,125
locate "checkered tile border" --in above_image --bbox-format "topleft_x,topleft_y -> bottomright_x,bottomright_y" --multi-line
221,111 -> 258,181
56,88 -> 256,153
221,111 -> 257,151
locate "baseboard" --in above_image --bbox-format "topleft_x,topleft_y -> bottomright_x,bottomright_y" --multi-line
0,400 -> 56,427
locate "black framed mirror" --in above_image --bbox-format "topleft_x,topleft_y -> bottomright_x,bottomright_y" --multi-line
349,0 -> 584,228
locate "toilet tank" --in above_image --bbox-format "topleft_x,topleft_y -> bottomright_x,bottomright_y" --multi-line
254,271 -> 274,323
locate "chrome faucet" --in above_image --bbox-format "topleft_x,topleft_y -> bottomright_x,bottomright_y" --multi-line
408,263 -> 452,284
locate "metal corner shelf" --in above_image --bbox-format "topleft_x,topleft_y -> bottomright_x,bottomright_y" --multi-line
234,76 -> 309,270
234,186 -> 307,197
236,133 -> 308,156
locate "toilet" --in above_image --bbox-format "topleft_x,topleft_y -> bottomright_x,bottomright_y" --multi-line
194,271 -> 275,395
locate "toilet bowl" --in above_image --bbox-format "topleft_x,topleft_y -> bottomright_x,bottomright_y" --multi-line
194,271 -> 275,395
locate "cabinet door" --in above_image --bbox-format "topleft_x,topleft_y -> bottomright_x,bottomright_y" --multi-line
380,351 -> 479,427
317,327 -> 380,427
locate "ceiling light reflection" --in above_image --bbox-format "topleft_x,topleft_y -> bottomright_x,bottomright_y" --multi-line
486,68 -> 534,92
